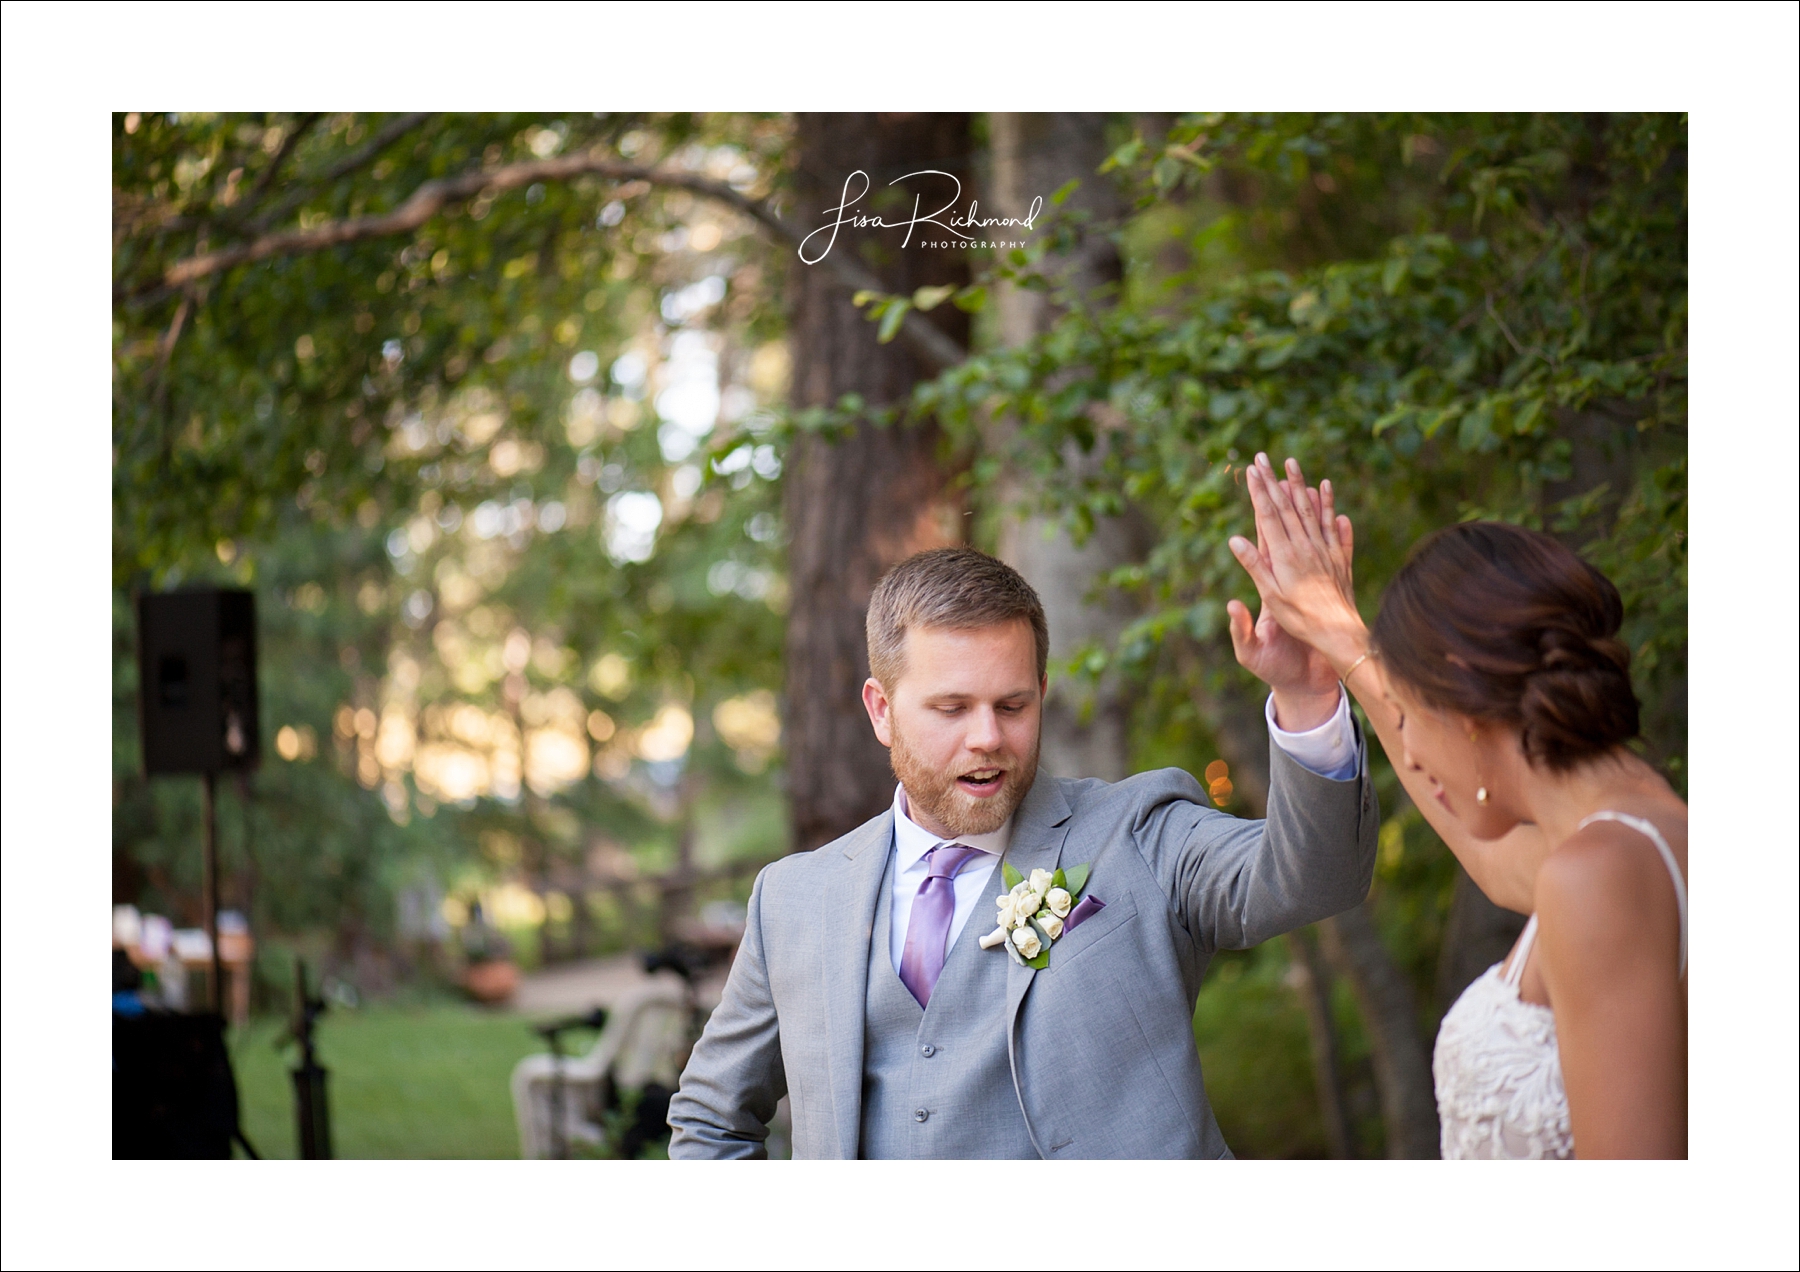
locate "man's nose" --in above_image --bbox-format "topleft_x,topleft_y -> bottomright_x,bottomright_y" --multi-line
964,706 -> 1003,752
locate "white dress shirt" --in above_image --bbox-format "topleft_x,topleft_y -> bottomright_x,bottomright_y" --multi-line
1264,685 -> 1360,781
886,785 -> 1011,976
885,687 -> 1360,972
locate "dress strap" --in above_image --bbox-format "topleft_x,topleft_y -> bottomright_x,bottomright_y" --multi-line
1577,810 -> 1687,977
1503,914 -> 1539,988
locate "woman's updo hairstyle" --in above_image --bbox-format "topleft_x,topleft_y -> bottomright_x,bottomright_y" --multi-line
1370,521 -> 1640,771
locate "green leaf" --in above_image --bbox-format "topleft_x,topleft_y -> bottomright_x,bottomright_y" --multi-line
1099,137 -> 1144,173
1063,862 -> 1091,896
1371,405 -> 1411,436
1051,868 -> 1068,890
1049,178 -> 1081,207
876,299 -> 911,344
1002,862 -> 1024,890
1254,334 -> 1297,369
911,284 -> 955,312
1382,257 -> 1408,295
951,285 -> 987,314
1457,403 -> 1496,452
1421,406 -> 1458,439
851,290 -> 882,309
1026,950 -> 1050,970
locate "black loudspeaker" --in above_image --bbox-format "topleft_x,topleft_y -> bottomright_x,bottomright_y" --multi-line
113,1013 -> 246,1158
136,588 -> 261,775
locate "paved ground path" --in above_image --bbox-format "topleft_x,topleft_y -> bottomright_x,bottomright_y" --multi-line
506,953 -> 729,1018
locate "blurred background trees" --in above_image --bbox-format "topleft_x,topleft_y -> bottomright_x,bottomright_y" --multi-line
112,111 -> 1685,1157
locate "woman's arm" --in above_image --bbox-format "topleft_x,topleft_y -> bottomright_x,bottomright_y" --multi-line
1227,454 -> 1542,880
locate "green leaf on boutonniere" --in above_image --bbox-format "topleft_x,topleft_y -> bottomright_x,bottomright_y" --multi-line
1002,862 -> 1024,890
1024,917 -> 1054,969
1025,949 -> 1050,970
1051,868 -> 1067,890
1063,862 -> 1091,897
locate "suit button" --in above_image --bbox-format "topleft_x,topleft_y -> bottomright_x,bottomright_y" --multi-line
913,1109 -> 929,1123
921,1044 -> 936,1058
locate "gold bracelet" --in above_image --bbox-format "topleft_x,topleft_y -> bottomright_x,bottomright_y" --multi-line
1340,649 -> 1374,688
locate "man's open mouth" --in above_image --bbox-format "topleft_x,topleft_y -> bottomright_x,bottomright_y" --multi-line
956,768 -> 1005,795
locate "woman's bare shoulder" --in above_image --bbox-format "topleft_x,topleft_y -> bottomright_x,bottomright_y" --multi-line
1535,804 -> 1685,977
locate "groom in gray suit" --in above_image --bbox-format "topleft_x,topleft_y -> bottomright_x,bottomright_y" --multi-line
670,547 -> 1378,1158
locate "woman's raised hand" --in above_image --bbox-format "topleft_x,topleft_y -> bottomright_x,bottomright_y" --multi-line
1228,453 -> 1369,677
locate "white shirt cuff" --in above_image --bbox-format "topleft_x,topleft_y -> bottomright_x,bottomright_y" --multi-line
1265,688 -> 1359,781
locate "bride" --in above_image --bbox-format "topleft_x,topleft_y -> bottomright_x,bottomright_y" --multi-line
1227,453 -> 1687,1159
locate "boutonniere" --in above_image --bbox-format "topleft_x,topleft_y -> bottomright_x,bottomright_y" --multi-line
979,862 -> 1096,969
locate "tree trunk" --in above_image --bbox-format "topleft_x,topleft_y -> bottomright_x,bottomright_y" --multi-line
782,113 -> 972,852
1284,928 -> 1355,1159
988,113 -> 1140,781
1317,903 -> 1441,1158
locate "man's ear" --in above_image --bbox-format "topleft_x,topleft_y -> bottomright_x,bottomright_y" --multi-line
862,676 -> 894,748
1040,675 -> 1049,703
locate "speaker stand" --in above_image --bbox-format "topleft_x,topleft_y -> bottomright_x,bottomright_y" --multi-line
201,771 -> 224,1014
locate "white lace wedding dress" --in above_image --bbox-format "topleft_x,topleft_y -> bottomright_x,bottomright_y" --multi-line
1433,811 -> 1687,1159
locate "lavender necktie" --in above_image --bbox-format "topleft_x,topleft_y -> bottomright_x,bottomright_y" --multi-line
898,843 -> 986,1008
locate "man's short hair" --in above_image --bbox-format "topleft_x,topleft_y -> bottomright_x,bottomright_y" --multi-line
865,547 -> 1049,689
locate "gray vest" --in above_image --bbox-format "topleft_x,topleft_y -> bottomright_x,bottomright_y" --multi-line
858,850 -> 1038,1159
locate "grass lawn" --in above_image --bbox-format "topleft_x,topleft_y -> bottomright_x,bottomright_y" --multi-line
227,958 -> 1338,1159
231,1002 -> 549,1159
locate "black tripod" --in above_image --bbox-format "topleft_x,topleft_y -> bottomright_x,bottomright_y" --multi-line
284,959 -> 333,1159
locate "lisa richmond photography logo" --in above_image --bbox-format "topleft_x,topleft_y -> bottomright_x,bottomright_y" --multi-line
797,169 -> 1041,263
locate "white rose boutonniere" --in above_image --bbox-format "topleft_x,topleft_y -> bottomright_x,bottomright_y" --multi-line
980,861 -> 1093,969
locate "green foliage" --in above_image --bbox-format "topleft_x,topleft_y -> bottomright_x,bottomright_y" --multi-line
113,111 -> 786,581
112,113 -> 797,963
930,113 -> 1687,778
1192,944 -> 1334,1158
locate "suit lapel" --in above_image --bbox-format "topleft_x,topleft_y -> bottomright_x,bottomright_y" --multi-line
995,773 -> 1075,1158
820,809 -> 893,1159
1000,774 -> 1075,1026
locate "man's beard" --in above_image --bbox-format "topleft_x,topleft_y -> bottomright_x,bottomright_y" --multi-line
889,719 -> 1039,838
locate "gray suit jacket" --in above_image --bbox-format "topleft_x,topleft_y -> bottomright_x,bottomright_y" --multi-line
669,732 -> 1379,1158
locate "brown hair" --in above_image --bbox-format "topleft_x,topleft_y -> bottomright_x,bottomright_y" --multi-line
1371,521 -> 1640,771
866,547 -> 1049,689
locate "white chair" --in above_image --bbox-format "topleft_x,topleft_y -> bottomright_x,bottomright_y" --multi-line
510,974 -> 689,1158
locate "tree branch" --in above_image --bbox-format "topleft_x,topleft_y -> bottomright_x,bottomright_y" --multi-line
123,150 -> 966,374
234,113 -> 323,221
148,291 -> 193,413
244,112 -> 433,234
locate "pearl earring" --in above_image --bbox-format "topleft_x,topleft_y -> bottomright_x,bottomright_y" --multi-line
1470,730 -> 1488,805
